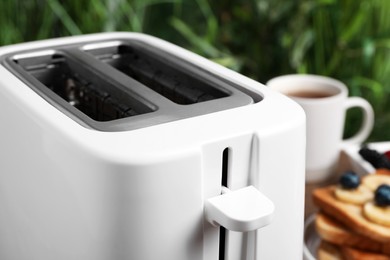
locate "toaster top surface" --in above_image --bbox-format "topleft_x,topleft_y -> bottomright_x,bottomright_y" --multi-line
0,34 -> 262,131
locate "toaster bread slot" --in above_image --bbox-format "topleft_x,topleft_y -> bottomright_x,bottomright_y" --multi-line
12,52 -> 155,122
85,44 -> 229,105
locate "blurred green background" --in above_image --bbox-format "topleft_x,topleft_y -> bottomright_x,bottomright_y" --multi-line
2,0 -> 390,141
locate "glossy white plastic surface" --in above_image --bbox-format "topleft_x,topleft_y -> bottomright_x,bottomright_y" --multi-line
205,186 -> 274,232
0,32 -> 306,260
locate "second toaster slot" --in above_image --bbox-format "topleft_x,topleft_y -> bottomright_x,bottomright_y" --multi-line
86,43 -> 230,105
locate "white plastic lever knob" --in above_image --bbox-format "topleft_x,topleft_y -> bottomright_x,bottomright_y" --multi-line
205,186 -> 274,232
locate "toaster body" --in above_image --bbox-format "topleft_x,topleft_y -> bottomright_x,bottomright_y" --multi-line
0,33 -> 305,260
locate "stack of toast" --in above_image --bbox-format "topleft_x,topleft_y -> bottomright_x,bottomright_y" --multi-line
312,169 -> 390,259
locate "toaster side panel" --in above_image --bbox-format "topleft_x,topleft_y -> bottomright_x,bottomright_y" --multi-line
0,67 -> 206,260
254,118 -> 306,259
0,79 -> 104,260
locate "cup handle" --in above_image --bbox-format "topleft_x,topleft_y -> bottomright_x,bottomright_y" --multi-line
342,97 -> 374,145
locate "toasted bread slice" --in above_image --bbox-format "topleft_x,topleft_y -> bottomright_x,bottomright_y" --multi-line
316,212 -> 390,254
376,169 -> 390,176
313,186 -> 390,242
341,247 -> 390,260
317,240 -> 390,260
318,241 -> 343,260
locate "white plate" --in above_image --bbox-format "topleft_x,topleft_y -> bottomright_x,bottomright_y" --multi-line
303,214 -> 319,260
342,142 -> 390,176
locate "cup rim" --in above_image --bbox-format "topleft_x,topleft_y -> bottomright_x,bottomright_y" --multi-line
266,74 -> 348,104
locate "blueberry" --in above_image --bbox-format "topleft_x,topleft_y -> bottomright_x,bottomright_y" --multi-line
339,171 -> 360,189
375,184 -> 390,206
359,146 -> 390,169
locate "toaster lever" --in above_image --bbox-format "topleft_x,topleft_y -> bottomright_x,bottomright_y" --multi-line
205,186 -> 274,232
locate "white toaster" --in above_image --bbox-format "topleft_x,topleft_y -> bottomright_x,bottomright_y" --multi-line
0,32 -> 306,260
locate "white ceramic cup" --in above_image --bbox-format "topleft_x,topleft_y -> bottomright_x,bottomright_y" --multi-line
267,74 -> 374,183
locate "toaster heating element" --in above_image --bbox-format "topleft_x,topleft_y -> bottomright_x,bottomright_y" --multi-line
0,32 -> 306,260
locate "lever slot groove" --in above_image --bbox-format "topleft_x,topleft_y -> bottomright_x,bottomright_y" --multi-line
219,147 -> 230,260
